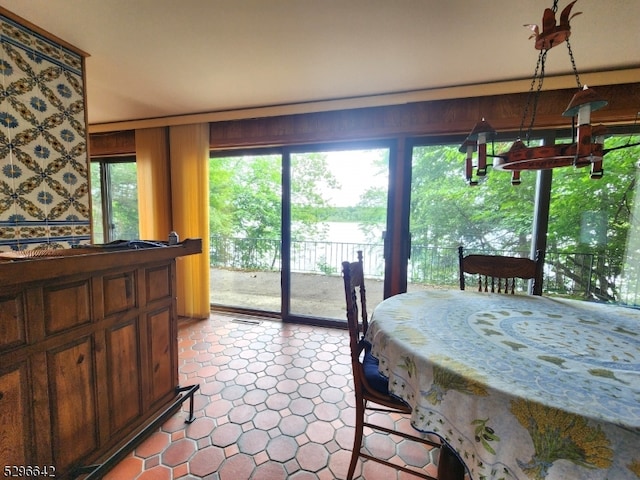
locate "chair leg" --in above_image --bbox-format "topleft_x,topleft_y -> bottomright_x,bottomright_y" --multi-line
437,445 -> 466,480
347,400 -> 366,480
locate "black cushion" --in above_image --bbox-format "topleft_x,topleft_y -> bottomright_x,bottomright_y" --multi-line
362,345 -> 389,394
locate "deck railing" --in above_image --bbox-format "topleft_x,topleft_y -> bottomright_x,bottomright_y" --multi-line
210,234 -> 638,303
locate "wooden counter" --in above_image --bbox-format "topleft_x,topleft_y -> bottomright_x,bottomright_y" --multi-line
0,239 -> 202,479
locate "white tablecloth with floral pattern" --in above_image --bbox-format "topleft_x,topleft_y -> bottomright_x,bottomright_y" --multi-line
365,289 -> 640,480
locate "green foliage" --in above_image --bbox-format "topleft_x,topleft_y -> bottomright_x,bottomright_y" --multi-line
90,161 -> 139,242
353,150 -> 388,243
316,257 -> 336,275
291,152 -> 340,240
109,162 -> 139,240
89,163 -> 103,241
325,206 -> 383,222
547,135 -> 640,299
410,143 -> 536,252
407,136 -> 640,301
230,156 -> 282,240
209,155 -> 282,268
210,152 -> 340,268
209,157 -> 235,235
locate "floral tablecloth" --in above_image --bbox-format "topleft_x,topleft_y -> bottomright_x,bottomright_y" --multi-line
365,290 -> 640,480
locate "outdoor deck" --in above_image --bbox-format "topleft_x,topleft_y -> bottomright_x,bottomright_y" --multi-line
210,268 -> 433,320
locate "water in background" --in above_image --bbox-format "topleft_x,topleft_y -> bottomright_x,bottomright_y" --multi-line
291,221 -> 385,278
323,221 -> 384,245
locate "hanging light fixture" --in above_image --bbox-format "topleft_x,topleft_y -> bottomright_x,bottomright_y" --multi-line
461,0 -> 636,186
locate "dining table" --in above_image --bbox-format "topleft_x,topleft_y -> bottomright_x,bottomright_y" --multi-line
364,289 -> 640,480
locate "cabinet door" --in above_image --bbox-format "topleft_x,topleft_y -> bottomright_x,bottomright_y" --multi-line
48,337 -> 98,470
106,319 -> 142,433
43,281 -> 91,334
0,292 -> 26,352
146,264 -> 172,303
0,363 -> 32,465
103,271 -> 137,317
147,307 -> 176,405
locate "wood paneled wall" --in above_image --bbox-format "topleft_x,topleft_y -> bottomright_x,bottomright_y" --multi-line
89,82 -> 640,155
90,130 -> 137,156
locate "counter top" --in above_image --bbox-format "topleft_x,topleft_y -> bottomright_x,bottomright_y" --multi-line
0,238 -> 202,286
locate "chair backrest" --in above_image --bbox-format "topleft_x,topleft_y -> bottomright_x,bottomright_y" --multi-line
342,251 -> 368,350
458,245 -> 543,295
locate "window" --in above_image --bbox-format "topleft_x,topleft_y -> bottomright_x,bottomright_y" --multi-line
90,156 -> 139,243
546,133 -> 640,304
408,130 -> 640,305
409,138 -> 538,289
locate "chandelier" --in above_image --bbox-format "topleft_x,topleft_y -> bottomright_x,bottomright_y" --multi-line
461,0 -> 633,186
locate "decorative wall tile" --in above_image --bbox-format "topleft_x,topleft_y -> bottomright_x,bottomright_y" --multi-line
0,14 -> 90,251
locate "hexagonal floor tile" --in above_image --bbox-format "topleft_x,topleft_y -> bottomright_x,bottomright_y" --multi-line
102,314 -> 441,480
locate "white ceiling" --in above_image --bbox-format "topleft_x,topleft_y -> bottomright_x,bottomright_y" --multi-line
0,0 -> 638,127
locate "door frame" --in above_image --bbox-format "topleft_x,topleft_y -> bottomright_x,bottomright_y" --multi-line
283,139 -> 398,326
209,140 -> 400,326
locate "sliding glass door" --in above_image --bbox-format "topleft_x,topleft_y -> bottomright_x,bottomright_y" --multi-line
209,144 -> 391,322
209,152 -> 283,312
288,147 -> 390,320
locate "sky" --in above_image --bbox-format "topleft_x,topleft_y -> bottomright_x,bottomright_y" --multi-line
321,149 -> 388,207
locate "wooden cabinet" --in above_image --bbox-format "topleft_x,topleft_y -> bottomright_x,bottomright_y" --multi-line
0,239 -> 201,478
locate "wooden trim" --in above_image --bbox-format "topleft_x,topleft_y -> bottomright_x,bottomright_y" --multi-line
208,83 -> 640,149
0,6 -> 90,57
89,82 -> 640,156
0,239 -> 202,287
90,130 -> 137,157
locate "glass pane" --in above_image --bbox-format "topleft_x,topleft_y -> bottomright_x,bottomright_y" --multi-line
409,142 -> 537,290
90,162 -> 104,243
109,162 -> 139,240
546,134 -> 640,305
290,149 -> 389,319
209,154 -> 282,311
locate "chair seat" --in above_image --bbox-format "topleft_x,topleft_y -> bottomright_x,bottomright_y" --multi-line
362,346 -> 389,394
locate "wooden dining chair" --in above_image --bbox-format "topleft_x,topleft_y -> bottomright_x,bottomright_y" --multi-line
342,251 -> 448,480
458,245 -> 543,295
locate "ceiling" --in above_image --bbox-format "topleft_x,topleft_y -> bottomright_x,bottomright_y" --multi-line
0,0 -> 638,128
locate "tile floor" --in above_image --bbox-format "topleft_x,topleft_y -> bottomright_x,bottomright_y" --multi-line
103,313 -> 441,480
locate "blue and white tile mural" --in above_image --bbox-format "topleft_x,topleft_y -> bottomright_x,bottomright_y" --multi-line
0,14 -> 90,251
